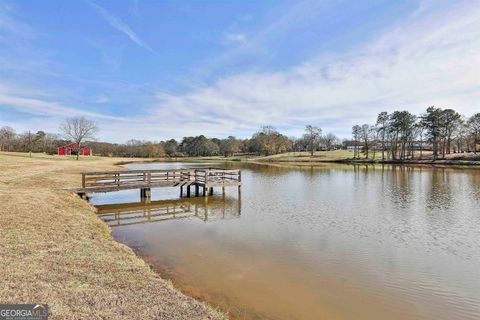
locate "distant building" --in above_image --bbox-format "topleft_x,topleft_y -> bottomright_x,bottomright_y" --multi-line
58,143 -> 92,156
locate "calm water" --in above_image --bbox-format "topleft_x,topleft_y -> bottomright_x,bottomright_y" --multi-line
91,162 -> 480,320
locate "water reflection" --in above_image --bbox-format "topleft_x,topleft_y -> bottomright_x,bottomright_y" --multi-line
91,162 -> 480,320
96,196 -> 241,226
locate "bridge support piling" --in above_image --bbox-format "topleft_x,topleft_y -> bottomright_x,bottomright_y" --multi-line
195,185 -> 199,197
187,186 -> 191,197
180,186 -> 183,197
209,187 -> 213,196
140,188 -> 151,203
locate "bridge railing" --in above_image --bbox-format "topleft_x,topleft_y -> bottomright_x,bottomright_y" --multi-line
81,168 -> 241,189
193,169 -> 241,186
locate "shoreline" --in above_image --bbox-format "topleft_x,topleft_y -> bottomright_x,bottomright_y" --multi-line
116,156 -> 480,168
256,158 -> 480,167
0,152 -> 225,319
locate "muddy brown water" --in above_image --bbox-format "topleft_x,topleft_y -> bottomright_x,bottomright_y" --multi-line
91,162 -> 480,320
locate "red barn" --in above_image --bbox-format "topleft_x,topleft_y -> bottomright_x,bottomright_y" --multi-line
58,144 -> 92,156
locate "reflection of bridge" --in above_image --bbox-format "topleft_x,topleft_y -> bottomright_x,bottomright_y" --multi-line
96,197 -> 241,227
67,168 -> 241,202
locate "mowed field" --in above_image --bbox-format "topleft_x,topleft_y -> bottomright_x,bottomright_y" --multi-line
255,149 -> 480,165
257,150 -> 355,162
0,152 -> 223,320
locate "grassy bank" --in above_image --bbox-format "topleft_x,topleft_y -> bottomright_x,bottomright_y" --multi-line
0,152 -> 224,319
255,150 -> 480,167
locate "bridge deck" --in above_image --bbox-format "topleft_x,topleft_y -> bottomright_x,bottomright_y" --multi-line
66,167 -> 241,198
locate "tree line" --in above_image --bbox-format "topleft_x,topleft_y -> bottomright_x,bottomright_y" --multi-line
351,107 -> 480,160
0,121 -> 342,158
1,106 -> 478,160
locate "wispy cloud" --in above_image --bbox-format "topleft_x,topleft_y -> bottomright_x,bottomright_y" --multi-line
1,0 -> 479,143
0,84 -> 123,121
142,0 -> 480,139
223,32 -> 248,46
0,2 -> 36,39
92,95 -> 110,104
88,1 -> 153,53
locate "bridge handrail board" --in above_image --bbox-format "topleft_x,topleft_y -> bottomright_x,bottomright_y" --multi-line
77,167 -> 241,192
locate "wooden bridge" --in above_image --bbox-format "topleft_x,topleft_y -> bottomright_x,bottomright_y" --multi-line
69,167 -> 241,202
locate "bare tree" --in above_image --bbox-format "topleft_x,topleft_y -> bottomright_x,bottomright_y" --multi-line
322,133 -> 338,151
303,125 -> 322,156
468,113 -> 480,154
359,124 -> 373,159
441,109 -> 461,156
60,117 -> 98,160
352,125 -> 361,159
376,112 -> 389,161
0,126 -> 16,151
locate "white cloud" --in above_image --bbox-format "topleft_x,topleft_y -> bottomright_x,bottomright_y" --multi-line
1,0 -> 479,143
92,95 -> 110,104
223,32 -> 248,46
88,1 -> 154,53
142,0 -> 480,139
0,85 -> 123,121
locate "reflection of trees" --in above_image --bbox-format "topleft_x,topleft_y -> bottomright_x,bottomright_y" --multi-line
468,172 -> 480,202
96,196 -> 241,227
382,165 -> 415,209
425,168 -> 453,211
221,162 -> 477,213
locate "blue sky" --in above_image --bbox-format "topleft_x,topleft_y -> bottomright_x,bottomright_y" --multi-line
0,0 -> 479,142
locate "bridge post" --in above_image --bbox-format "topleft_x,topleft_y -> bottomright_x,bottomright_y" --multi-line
187,186 -> 191,197
209,187 -> 213,196
204,169 -> 209,197
140,188 -> 151,203
238,170 -> 242,198
180,186 -> 183,197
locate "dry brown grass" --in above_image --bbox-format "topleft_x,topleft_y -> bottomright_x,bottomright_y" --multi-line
0,152 -> 223,320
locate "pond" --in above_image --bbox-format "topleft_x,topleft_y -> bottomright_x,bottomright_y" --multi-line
90,162 -> 480,320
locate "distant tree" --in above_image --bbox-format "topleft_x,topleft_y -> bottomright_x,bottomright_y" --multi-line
163,139 -> 178,157
220,136 -> 241,157
145,143 -> 165,158
0,126 -> 15,151
359,124 -> 373,159
440,109 -> 461,156
376,112 -> 389,160
452,119 -> 469,153
303,125 -> 322,156
322,133 -> 338,151
412,123 -> 424,159
60,117 -> 98,160
352,125 -> 361,159
292,136 -> 307,152
388,111 -> 416,160
420,106 -> 443,160
180,135 -> 219,157
250,126 -> 290,155
468,113 -> 480,153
